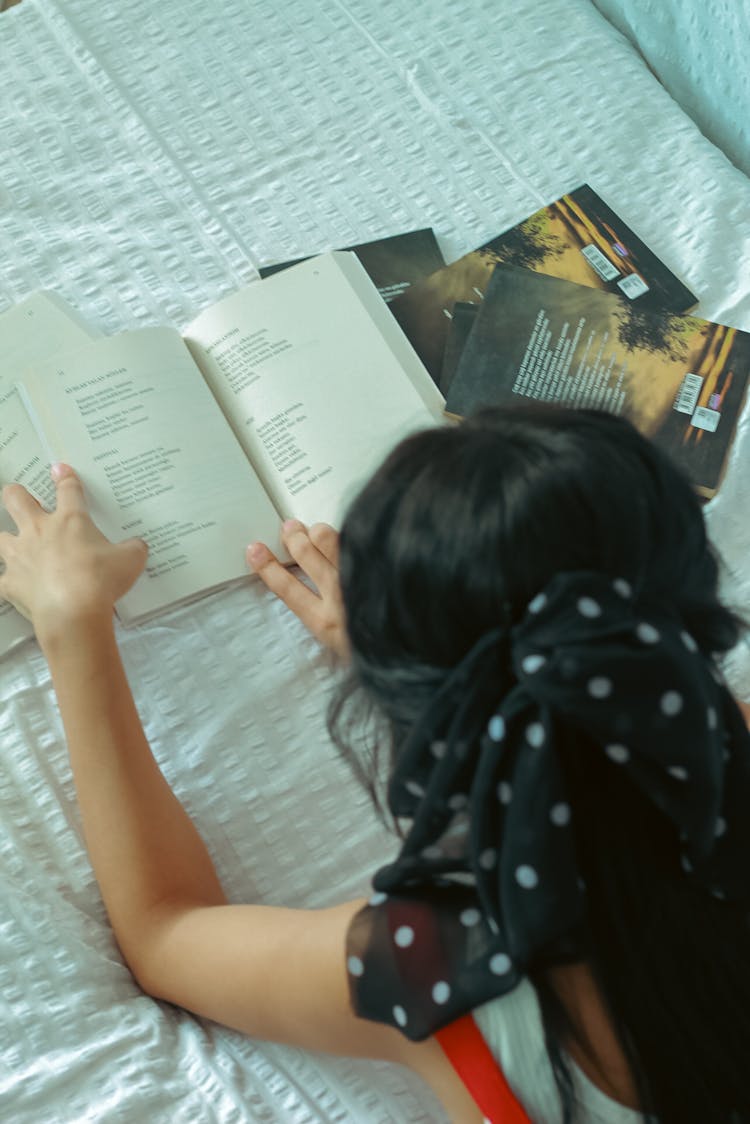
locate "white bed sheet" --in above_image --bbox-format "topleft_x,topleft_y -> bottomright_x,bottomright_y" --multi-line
0,1 -> 749,1121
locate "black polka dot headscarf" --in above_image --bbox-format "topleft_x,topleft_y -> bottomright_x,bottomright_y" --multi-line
346,570 -> 750,1039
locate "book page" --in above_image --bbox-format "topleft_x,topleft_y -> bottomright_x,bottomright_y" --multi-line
0,292 -> 99,653
22,328 -> 283,624
184,252 -> 444,526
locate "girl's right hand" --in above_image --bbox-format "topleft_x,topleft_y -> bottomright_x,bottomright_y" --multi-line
0,464 -> 148,648
247,520 -> 349,660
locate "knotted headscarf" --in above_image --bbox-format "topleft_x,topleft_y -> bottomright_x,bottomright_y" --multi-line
346,571 -> 750,1039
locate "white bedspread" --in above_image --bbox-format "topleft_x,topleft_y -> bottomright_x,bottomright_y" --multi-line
1,1 -> 749,1121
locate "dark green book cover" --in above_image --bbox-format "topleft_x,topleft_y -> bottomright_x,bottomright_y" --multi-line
445,265 -> 747,498
439,302 -> 478,395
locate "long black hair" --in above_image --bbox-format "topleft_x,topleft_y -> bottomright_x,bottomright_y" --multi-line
329,404 -> 749,1123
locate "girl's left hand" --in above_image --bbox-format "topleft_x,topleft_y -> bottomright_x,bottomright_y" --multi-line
0,464 -> 148,646
247,520 -> 349,660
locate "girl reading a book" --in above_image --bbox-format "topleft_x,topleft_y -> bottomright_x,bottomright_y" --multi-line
1,405 -> 749,1123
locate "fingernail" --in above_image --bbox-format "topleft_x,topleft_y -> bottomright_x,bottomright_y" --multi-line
282,519 -> 302,533
50,462 -> 66,481
246,542 -> 267,569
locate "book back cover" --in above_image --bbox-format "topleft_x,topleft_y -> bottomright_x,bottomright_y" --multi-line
445,265 -> 748,497
390,184 -> 697,379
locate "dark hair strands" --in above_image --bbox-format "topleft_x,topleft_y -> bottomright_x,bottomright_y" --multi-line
328,404 -> 749,1122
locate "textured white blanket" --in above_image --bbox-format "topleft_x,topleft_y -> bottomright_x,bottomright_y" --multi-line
1,1 -> 749,1121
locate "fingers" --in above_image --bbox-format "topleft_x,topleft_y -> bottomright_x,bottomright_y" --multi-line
51,463 -> 88,514
113,536 -> 150,589
247,541 -> 324,626
117,536 -> 150,563
307,522 -> 339,567
248,526 -> 348,658
281,520 -> 338,591
0,464 -> 86,529
1,483 -> 43,528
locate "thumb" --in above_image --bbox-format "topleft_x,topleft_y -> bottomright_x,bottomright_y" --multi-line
50,461 -> 77,483
109,537 -> 150,599
51,462 -> 88,513
118,536 -> 149,561
115,536 -> 150,579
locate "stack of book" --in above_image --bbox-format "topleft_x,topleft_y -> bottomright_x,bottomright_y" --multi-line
388,185 -> 748,504
0,188 -> 747,650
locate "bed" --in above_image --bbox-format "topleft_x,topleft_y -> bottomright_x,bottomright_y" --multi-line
591,0 -> 750,180
1,1 -> 749,1120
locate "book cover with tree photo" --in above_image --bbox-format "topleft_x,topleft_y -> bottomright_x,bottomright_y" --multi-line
444,265 -> 748,498
390,184 -> 697,381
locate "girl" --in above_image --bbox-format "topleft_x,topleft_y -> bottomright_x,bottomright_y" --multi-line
1,405 -> 748,1123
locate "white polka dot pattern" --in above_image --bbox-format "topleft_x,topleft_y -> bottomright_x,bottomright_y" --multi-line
606,743 -> 630,764
681,631 -> 699,653
515,865 -> 539,889
487,715 -> 506,742
550,802 -> 571,826
432,980 -> 451,1004
479,848 -> 498,870
526,722 -> 545,748
661,691 -> 684,716
587,676 -> 612,699
636,622 -> 660,645
497,781 -> 513,804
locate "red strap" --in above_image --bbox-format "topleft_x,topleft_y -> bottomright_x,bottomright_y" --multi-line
435,1013 -> 533,1124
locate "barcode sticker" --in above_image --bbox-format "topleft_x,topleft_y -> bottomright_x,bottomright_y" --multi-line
581,244 -> 620,281
691,406 -> 720,433
674,373 -> 703,415
617,273 -> 649,299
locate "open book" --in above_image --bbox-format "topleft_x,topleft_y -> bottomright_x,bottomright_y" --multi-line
8,253 -> 442,645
